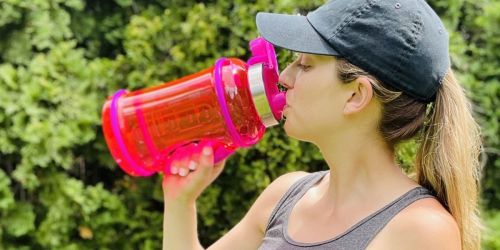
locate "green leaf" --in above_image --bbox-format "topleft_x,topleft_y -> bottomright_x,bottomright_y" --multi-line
2,202 -> 35,237
0,169 -> 14,210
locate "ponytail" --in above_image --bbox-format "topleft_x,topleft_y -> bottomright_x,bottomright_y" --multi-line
416,69 -> 483,250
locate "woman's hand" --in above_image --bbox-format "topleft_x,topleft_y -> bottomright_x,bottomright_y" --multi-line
162,142 -> 226,204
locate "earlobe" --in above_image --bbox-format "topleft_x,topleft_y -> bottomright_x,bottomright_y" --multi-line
343,77 -> 373,115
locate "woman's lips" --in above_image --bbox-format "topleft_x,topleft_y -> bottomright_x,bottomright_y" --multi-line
282,105 -> 290,119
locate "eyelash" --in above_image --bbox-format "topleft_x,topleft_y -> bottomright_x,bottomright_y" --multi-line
297,63 -> 311,71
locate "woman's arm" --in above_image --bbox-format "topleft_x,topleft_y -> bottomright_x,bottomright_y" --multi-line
161,142 -> 310,250
163,200 -> 203,250
162,143 -> 224,250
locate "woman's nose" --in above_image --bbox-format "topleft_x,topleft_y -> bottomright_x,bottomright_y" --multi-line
279,68 -> 295,90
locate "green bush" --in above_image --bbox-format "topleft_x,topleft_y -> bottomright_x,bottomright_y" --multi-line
483,210 -> 500,250
0,0 -> 498,249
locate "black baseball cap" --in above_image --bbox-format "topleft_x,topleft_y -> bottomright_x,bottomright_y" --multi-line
256,0 -> 450,103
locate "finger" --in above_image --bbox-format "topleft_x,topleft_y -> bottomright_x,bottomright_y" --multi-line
199,144 -> 214,170
177,147 -> 191,177
169,147 -> 185,175
169,156 -> 179,175
187,143 -> 199,172
164,156 -> 175,176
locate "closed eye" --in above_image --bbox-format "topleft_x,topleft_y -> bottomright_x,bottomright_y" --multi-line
297,63 -> 311,71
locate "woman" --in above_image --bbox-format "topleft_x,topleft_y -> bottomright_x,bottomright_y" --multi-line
162,0 -> 483,249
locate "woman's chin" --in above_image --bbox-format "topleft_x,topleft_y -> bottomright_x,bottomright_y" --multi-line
282,118 -> 290,131
283,118 -> 313,143
283,119 -> 296,138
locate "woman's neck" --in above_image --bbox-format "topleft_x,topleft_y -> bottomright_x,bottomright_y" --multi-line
313,130 -> 418,212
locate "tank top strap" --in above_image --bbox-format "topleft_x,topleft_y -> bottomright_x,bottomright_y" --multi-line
355,186 -> 435,248
264,170 -> 329,232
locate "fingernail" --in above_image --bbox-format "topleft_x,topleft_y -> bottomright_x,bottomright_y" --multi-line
170,166 -> 178,174
188,161 -> 197,170
202,147 -> 211,156
179,168 -> 188,176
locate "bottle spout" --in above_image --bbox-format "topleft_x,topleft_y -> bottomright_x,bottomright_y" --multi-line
247,37 -> 286,127
271,92 -> 287,120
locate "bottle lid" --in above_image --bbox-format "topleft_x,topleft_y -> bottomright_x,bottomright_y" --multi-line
247,37 -> 286,123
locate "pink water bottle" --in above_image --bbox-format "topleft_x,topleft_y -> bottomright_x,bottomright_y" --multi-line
101,37 -> 286,176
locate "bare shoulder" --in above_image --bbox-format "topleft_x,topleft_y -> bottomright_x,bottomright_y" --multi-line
369,197 -> 461,250
262,171 -> 311,204
254,171 -> 310,233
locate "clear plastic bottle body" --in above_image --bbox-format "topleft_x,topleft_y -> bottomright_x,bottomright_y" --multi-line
102,58 -> 265,176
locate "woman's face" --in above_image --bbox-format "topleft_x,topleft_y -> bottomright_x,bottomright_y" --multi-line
280,53 -> 354,142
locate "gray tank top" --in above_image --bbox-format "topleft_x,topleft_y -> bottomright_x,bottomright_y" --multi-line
258,170 -> 435,250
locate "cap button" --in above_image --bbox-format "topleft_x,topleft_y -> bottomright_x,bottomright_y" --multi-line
395,3 -> 402,9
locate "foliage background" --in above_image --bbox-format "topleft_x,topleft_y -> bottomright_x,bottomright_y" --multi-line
0,0 -> 498,249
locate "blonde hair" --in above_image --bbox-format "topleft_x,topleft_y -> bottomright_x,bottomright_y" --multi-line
336,58 -> 483,250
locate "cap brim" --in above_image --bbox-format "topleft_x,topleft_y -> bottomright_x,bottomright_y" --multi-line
256,12 -> 340,56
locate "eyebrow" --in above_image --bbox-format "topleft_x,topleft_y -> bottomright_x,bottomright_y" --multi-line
298,53 -> 316,61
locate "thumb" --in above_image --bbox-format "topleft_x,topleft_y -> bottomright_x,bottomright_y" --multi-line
209,159 -> 226,181
193,145 -> 227,186
188,144 -> 215,183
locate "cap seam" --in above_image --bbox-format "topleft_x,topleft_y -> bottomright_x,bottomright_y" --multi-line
328,0 -> 379,41
389,13 -> 425,100
392,13 -> 423,71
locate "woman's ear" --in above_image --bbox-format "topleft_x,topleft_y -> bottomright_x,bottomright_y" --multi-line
343,76 -> 374,115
